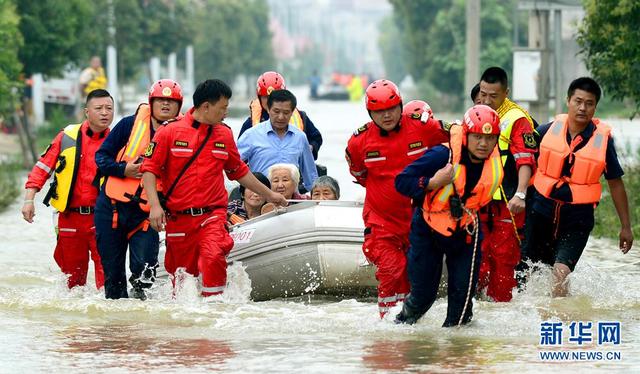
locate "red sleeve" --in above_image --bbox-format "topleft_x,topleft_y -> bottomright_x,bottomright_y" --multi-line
346,134 -> 367,186
25,132 -> 63,191
140,125 -> 170,177
224,130 -> 249,181
509,117 -> 537,170
422,117 -> 449,147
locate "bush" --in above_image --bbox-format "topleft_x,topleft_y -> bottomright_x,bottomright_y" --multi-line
0,160 -> 20,212
35,105 -> 73,153
592,143 -> 640,240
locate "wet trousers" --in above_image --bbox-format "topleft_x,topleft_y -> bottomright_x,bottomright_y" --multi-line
363,224 -> 410,318
164,209 -> 234,297
95,191 -> 159,299
404,210 -> 482,327
478,201 -> 523,302
54,211 -> 104,289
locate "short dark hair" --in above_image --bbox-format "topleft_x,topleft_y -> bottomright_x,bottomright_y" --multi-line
480,67 -> 508,90
267,89 -> 297,110
193,79 -> 232,108
470,83 -> 480,102
239,172 -> 270,200
85,89 -> 113,106
567,77 -> 601,103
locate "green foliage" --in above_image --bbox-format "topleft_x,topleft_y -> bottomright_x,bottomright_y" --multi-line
17,0 -> 94,76
0,160 -> 20,212
578,0 -> 640,118
0,0 -> 23,116
387,0 -> 516,110
193,0 -> 274,83
592,144 -> 640,240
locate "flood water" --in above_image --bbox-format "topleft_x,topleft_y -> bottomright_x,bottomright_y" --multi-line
1,92 -> 639,372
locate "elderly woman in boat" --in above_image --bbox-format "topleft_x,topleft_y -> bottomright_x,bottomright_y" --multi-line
261,163 -> 309,214
227,172 -> 271,224
310,175 -> 340,200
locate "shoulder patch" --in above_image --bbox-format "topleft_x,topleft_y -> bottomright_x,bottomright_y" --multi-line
353,125 -> 368,136
144,142 -> 156,158
523,133 -> 537,149
174,140 -> 189,147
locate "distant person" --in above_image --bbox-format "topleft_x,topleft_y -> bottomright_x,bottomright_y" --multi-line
309,70 -> 321,99
395,105 -> 503,327
94,79 -> 183,300
227,172 -> 271,224
239,71 -> 323,160
141,79 -> 286,298
79,56 -> 107,100
311,176 -> 340,200
21,89 -> 114,289
345,79 -> 449,318
346,75 -> 364,102
238,89 -> 318,192
518,77 -> 633,297
476,66 -> 537,302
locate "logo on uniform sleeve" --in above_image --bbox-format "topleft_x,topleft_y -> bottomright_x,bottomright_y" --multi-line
523,133 -> 537,149
366,151 -> 380,158
174,140 -> 189,147
144,142 -> 156,157
408,141 -> 423,150
215,142 -> 226,149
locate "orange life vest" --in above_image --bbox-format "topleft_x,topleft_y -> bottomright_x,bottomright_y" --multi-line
422,125 -> 504,237
249,98 -> 304,130
533,114 -> 610,204
104,103 -> 162,212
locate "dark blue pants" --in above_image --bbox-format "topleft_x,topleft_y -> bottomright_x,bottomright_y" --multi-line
405,210 -> 482,327
94,189 -> 159,299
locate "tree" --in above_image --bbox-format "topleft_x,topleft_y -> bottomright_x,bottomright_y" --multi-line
17,0 -> 94,77
578,0 -> 640,117
378,15 -> 407,83
193,0 -> 274,83
386,0 -> 515,110
0,0 -> 22,116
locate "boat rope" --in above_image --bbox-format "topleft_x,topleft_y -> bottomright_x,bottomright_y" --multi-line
458,207 -> 479,327
500,186 -> 521,246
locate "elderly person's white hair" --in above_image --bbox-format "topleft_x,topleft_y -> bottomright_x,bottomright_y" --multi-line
267,163 -> 300,185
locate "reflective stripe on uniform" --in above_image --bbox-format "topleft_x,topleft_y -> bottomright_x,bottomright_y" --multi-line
36,161 -> 52,174
166,232 -> 186,237
201,285 -> 225,294
513,152 -> 533,160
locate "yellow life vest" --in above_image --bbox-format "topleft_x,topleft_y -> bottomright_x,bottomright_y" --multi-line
47,124 -> 83,212
249,98 -> 304,131
84,67 -> 108,95
492,98 -> 534,199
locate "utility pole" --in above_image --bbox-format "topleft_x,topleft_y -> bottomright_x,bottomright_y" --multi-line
106,0 -> 119,117
465,0 -> 481,100
529,9 -> 550,122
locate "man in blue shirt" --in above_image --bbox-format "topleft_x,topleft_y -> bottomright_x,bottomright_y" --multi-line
238,89 -> 318,192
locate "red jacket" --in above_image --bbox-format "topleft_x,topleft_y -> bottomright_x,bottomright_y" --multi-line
140,108 -> 249,212
346,115 -> 449,234
25,121 -> 108,207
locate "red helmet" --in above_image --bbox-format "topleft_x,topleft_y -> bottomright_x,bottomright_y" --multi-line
256,71 -> 286,96
149,79 -> 183,109
463,105 -> 500,136
365,79 -> 402,111
403,100 -> 433,121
